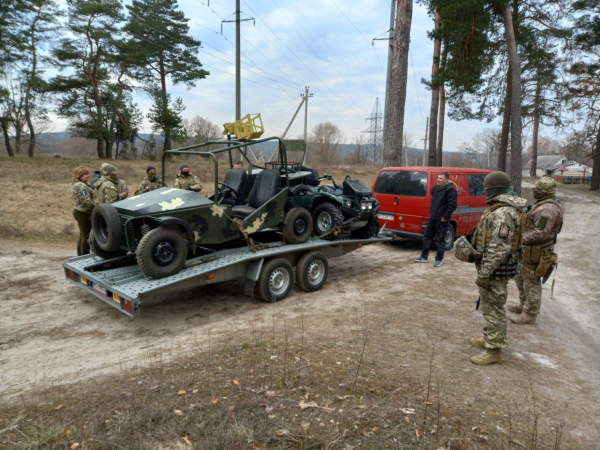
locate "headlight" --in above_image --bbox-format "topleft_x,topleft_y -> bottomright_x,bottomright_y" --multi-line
345,200 -> 353,207
367,202 -> 373,210
360,202 -> 367,211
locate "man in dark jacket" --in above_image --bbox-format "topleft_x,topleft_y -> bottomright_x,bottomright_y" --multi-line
414,172 -> 457,266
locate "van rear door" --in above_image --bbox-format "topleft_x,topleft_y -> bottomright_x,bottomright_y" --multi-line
395,170 -> 429,234
373,169 -> 401,229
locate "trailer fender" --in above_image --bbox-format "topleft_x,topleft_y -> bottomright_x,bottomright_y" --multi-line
243,259 -> 264,296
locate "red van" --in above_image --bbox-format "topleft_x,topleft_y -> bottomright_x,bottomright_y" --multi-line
372,167 -> 493,249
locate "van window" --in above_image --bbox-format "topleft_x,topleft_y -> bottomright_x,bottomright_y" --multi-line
468,174 -> 486,196
398,171 -> 428,196
374,170 -> 399,195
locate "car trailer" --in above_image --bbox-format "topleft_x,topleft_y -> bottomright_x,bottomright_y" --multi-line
64,236 -> 390,318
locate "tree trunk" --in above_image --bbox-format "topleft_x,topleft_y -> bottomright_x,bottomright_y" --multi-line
427,9 -> 442,167
15,125 -> 21,155
498,71 -> 511,172
159,53 -> 172,153
105,138 -> 113,159
383,0 -> 413,167
436,44 -> 447,167
0,118 -> 15,157
591,127 -> 600,191
501,4 -> 522,194
97,138 -> 105,159
25,19 -> 39,158
530,74 -> 541,178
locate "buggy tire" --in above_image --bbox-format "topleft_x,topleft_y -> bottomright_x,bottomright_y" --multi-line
283,208 -> 312,244
312,202 -> 344,239
91,204 -> 122,251
258,258 -> 294,302
296,251 -> 328,292
137,227 -> 187,279
351,217 -> 381,239
89,231 -> 126,260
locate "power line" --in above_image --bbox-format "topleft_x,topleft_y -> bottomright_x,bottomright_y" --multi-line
409,48 -> 425,125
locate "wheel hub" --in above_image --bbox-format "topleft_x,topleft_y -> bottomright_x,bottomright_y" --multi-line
153,241 -> 176,266
318,212 -> 332,231
307,260 -> 325,284
269,268 -> 290,295
294,218 -> 307,235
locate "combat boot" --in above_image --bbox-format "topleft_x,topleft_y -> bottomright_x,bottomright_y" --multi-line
470,351 -> 502,366
509,312 -> 537,325
507,303 -> 523,314
469,338 -> 485,349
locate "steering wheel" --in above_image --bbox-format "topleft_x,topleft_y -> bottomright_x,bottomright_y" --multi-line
217,182 -> 240,203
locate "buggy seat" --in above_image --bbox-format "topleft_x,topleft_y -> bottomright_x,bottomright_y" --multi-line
231,169 -> 281,218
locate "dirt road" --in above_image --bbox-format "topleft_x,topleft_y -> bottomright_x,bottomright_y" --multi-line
1,185 -> 599,445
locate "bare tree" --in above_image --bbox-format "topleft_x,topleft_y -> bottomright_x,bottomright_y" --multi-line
309,122 -> 343,165
383,0 -> 413,167
349,134 -> 369,164
183,115 -> 221,144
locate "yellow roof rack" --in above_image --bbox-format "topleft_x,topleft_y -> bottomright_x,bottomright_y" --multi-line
222,113 -> 264,140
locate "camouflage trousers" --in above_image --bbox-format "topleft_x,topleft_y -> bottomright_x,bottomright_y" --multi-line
73,209 -> 92,256
478,278 -> 509,352
515,262 -> 542,316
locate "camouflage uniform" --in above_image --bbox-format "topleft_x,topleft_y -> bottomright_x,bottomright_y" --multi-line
513,178 -> 563,318
135,176 -> 163,195
473,194 -> 527,353
95,166 -> 121,204
72,181 -> 95,255
173,172 -> 202,192
119,179 -> 129,200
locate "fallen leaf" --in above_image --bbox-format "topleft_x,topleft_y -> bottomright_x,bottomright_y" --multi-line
178,390 -> 186,396
211,395 -> 218,404
70,444 -> 79,450
301,421 -> 310,430
415,429 -> 420,439
252,446 -> 260,450
127,377 -> 136,381
183,436 -> 192,446
276,429 -> 290,437
304,391 -> 309,400
233,379 -> 240,385
400,408 -> 416,415
174,410 -> 184,416
54,404 -> 64,410
268,414 -> 276,419
299,401 -> 318,409
321,406 -> 334,413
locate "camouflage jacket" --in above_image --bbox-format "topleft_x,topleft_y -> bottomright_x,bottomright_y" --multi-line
94,176 -> 120,204
72,181 -> 95,213
119,179 -> 129,200
173,172 -> 202,192
474,194 -> 528,278
135,176 -> 163,195
523,199 -> 563,245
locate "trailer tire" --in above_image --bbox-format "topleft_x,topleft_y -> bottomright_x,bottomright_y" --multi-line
296,251 -> 328,292
351,217 -> 380,239
283,208 -> 312,244
137,227 -> 187,279
89,231 -> 126,260
258,258 -> 294,302
91,204 -> 122,251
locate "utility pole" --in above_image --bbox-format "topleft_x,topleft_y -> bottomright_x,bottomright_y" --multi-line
421,116 -> 429,167
373,0 -> 396,155
268,88 -> 312,162
302,86 -> 312,165
222,3 -> 254,121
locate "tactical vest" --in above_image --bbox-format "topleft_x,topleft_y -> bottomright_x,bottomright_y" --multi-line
522,198 -> 563,264
473,202 -> 526,279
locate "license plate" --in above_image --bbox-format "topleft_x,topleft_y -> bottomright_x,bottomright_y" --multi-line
90,282 -> 106,295
378,213 -> 394,221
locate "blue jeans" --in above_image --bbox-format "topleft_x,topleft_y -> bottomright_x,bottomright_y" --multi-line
420,219 -> 449,261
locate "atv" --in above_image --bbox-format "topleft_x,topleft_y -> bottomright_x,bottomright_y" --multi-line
286,168 -> 381,239
89,125 -> 314,279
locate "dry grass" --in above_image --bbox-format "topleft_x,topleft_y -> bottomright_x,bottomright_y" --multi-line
0,315 -> 574,450
0,156 -> 380,243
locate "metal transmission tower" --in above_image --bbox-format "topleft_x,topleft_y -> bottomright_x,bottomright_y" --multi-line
362,98 -> 383,164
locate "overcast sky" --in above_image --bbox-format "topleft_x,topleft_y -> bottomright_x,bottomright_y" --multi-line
48,0 -> 556,151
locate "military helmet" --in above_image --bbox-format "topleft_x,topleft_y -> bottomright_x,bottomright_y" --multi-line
484,171 -> 511,188
454,236 -> 482,263
534,176 -> 556,196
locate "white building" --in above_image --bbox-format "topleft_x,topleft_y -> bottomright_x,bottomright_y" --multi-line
523,155 -> 593,178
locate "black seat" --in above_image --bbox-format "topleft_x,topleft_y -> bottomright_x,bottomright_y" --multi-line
221,168 -> 248,206
301,166 -> 320,186
289,184 -> 318,196
231,169 -> 281,218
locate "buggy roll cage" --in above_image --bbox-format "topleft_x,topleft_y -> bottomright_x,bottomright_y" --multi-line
160,137 -> 291,199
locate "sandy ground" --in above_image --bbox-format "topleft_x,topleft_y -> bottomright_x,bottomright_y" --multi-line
1,185 -> 600,444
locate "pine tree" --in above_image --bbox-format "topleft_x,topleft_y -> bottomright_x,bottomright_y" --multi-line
124,0 -> 208,152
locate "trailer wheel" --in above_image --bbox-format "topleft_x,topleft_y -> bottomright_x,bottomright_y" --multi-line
91,204 -> 122,251
137,227 -> 187,279
89,231 -> 126,260
258,258 -> 294,302
296,251 -> 328,292
283,208 -> 313,244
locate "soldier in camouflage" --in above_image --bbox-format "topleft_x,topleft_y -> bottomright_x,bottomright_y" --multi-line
509,177 -> 563,324
173,164 -> 202,192
101,162 -> 128,199
135,166 -> 163,195
72,165 -> 95,255
469,171 -> 527,366
95,164 -> 120,204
